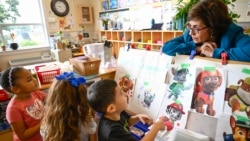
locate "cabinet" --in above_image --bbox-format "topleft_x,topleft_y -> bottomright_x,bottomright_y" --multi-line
99,30 -> 183,58
75,5 -> 93,24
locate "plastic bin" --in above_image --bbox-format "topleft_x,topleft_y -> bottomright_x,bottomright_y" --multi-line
35,65 -> 60,84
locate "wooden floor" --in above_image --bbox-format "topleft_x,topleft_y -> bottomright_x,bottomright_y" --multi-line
0,130 -> 12,141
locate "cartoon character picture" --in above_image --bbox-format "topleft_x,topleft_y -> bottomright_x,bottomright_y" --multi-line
160,101 -> 185,131
142,88 -> 155,108
191,69 -> 222,116
119,75 -> 135,103
223,115 -> 250,141
227,77 -> 250,118
167,67 -> 192,100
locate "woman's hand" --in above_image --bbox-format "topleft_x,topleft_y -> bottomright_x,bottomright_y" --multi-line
200,42 -> 217,57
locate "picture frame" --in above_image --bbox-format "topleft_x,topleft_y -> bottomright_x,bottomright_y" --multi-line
109,0 -> 118,9
83,32 -> 90,38
102,0 -> 109,11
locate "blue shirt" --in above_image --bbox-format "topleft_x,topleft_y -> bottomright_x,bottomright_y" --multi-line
161,23 -> 250,62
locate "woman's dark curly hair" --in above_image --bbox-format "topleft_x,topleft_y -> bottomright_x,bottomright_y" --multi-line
187,0 -> 232,39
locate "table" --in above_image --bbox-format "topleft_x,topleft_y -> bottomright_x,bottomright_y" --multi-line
23,61 -> 116,90
39,67 -> 116,90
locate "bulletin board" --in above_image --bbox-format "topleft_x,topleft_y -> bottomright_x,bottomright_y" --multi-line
115,50 -> 250,140
115,48 -> 194,140
172,55 -> 250,141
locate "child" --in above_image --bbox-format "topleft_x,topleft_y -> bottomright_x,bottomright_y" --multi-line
0,67 -> 46,141
87,79 -> 165,141
41,72 -> 97,141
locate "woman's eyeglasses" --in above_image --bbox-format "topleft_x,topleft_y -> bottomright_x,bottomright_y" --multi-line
186,24 -> 208,34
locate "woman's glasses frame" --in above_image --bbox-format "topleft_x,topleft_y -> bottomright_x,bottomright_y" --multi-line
186,24 -> 208,34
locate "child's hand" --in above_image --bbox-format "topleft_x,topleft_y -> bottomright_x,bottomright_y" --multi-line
153,118 -> 165,131
136,114 -> 153,125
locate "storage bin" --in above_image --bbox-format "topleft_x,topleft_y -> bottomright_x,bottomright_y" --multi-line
0,99 -> 11,131
70,57 -> 101,76
35,65 -> 60,84
0,90 -> 8,102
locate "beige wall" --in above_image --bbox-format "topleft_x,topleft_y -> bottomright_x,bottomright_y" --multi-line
44,0 -> 101,38
0,0 -> 101,70
0,48 -> 51,69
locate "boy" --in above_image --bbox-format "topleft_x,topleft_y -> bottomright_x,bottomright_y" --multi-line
87,79 -> 165,141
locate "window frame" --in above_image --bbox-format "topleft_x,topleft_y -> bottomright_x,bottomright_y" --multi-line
0,0 -> 50,53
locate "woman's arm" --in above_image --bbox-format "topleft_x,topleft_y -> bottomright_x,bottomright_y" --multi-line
161,31 -> 196,56
213,32 -> 250,62
212,23 -> 250,62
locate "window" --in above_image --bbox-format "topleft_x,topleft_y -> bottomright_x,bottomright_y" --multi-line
0,0 -> 49,50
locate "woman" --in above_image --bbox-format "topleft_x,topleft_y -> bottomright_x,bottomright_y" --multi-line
161,0 -> 250,62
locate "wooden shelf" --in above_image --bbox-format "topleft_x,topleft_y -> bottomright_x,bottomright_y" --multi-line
73,52 -> 84,57
75,5 -> 93,24
99,30 -> 183,58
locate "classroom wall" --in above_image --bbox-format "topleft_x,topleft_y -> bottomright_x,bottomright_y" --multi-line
0,0 -> 249,70
0,0 -> 101,70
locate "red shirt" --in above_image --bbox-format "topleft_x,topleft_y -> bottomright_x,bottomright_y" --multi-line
6,91 -> 46,141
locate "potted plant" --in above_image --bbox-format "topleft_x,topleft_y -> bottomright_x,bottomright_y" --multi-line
173,0 -> 199,30
174,0 -> 240,30
9,33 -> 19,50
0,40 -> 6,51
101,18 -> 109,30
1,44 -> 6,51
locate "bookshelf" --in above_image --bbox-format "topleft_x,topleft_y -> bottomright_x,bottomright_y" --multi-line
99,30 -> 183,58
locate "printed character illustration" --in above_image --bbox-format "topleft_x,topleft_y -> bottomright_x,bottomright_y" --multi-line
142,89 -> 155,108
191,69 -> 222,116
119,75 -> 134,103
168,67 -> 192,100
160,101 -> 185,131
223,115 -> 250,141
227,77 -> 250,118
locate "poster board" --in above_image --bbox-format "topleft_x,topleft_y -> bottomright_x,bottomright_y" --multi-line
115,47 -> 173,120
115,52 -> 250,141
155,63 -> 196,140
174,55 -> 250,141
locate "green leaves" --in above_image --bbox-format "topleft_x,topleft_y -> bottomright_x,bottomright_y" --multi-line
0,0 -> 20,23
174,0 -> 240,25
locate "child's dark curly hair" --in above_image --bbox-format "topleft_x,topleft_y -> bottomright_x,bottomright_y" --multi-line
0,67 -> 24,93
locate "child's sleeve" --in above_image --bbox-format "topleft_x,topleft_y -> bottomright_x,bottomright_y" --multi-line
87,118 -> 97,134
6,106 -> 23,123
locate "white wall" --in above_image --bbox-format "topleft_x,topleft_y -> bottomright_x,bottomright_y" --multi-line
0,48 -> 51,69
